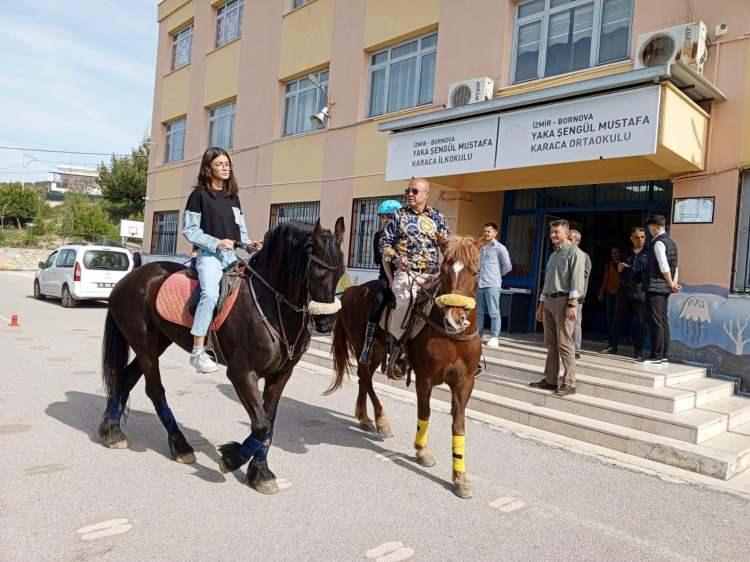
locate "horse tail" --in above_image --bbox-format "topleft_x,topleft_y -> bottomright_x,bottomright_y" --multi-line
102,310 -> 129,406
325,309 -> 354,395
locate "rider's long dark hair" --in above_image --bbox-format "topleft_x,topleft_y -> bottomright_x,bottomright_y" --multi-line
195,146 -> 239,196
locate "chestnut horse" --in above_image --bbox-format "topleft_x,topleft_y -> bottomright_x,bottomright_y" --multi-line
98,219 -> 345,494
327,236 -> 481,498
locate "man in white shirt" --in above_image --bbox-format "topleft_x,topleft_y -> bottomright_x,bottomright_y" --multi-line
644,215 -> 680,365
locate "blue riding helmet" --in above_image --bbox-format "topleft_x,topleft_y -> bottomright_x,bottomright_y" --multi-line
378,199 -> 402,215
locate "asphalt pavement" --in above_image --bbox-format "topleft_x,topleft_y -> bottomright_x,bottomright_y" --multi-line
1,270 -> 749,562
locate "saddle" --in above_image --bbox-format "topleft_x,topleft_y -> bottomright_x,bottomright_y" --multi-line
155,262 -> 244,332
379,278 -> 436,341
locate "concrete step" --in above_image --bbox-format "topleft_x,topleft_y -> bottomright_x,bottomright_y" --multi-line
699,397 -> 750,430
300,355 -> 750,481
306,344 -> 734,415
311,335 -> 707,388
478,357 -> 733,414
472,372 -> 729,444
481,343 -> 707,388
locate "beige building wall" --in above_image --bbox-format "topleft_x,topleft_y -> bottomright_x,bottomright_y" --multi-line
147,0 -> 750,290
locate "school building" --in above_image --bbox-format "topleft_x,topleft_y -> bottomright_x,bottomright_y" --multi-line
146,0 -> 750,388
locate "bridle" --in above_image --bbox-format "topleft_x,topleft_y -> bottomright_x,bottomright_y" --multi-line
404,268 -> 479,342
242,250 -> 342,361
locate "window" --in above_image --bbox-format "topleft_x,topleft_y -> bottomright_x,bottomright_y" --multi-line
367,32 -> 438,117
293,0 -> 312,7
83,251 -> 130,271
56,249 -> 76,268
208,101 -> 236,149
512,0 -> 633,83
216,0 -> 244,47
348,195 -> 407,269
734,172 -> 750,293
151,211 -> 179,255
269,201 -> 320,228
283,70 -> 328,137
164,118 -> 186,163
171,24 -> 193,70
43,251 -> 58,269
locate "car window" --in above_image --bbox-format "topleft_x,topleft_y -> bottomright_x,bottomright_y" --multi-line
44,252 -> 58,268
83,251 -> 130,271
56,249 -> 76,268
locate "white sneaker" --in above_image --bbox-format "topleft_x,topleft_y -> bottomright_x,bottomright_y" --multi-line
190,350 -> 218,373
487,337 -> 499,348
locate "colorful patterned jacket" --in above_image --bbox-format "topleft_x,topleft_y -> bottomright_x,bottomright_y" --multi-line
379,205 -> 450,272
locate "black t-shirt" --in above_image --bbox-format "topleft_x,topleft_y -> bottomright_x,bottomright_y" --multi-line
373,230 -> 387,280
185,188 -> 242,242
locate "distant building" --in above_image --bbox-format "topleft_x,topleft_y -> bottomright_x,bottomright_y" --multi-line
50,166 -> 102,197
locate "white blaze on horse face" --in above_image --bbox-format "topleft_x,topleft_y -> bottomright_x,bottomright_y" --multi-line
452,261 -> 464,287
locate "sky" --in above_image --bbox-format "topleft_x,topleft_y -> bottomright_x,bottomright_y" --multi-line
0,0 -> 157,183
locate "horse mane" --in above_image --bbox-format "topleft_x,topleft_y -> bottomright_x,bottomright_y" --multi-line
443,236 -> 479,271
251,220 -> 342,303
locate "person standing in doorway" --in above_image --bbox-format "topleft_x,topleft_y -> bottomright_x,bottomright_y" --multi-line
599,246 -> 621,353
568,229 -> 591,360
476,222 -> 512,348
611,227 -> 650,360
530,220 -> 586,397
644,215 -> 680,365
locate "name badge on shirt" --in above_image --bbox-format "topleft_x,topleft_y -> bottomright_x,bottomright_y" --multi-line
232,207 -> 242,225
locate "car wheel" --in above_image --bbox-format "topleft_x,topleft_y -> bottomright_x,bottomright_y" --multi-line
61,285 -> 78,308
33,280 -> 45,300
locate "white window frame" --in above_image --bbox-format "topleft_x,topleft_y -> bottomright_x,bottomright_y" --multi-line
510,0 -> 633,84
164,118 -> 186,163
170,23 -> 193,71
216,0 -> 244,48
366,31 -> 438,118
208,101 -> 236,149
282,70 -> 329,137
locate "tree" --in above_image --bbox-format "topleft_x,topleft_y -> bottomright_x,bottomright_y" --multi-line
99,138 -> 149,222
0,183 -> 41,228
58,193 -> 118,242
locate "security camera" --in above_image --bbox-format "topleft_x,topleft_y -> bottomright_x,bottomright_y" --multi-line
715,23 -> 728,37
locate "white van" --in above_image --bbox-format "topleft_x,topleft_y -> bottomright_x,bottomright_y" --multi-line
34,245 -> 133,307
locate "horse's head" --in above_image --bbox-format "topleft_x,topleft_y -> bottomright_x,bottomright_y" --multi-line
436,236 -> 479,335
307,217 -> 346,333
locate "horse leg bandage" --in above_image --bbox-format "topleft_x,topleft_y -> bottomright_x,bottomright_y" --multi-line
452,434 -> 466,473
415,418 -> 429,448
156,403 -> 179,435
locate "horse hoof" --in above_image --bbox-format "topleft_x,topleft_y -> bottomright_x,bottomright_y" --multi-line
376,420 -> 393,438
415,449 -> 436,468
218,459 -> 231,474
453,477 -> 474,499
359,420 -> 377,433
175,452 -> 196,464
106,438 -> 129,450
250,479 -> 279,495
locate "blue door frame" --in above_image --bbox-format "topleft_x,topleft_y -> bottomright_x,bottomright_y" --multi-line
500,185 -> 671,332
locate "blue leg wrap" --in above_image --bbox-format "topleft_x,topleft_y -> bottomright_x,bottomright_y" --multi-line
239,434 -> 265,461
107,392 -> 129,422
155,403 -> 179,435
254,430 -> 273,461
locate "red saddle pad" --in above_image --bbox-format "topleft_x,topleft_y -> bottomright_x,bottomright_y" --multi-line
155,270 -> 240,332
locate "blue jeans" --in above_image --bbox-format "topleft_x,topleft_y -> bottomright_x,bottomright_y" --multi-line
476,287 -> 501,338
191,254 -> 226,337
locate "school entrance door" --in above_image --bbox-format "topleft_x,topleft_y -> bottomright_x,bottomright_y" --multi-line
500,182 -> 672,337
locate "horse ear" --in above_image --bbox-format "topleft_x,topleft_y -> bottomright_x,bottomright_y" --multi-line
313,218 -> 323,239
334,216 -> 345,246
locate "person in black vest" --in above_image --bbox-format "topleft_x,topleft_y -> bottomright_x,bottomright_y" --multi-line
643,215 -> 680,365
613,227 -> 649,360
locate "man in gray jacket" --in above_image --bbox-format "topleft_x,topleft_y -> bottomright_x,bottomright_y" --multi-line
569,229 -> 591,360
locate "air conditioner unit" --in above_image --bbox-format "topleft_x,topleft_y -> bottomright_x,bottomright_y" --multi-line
635,21 -> 708,74
447,77 -> 494,108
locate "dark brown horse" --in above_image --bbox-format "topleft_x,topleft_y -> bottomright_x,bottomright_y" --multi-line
98,218 -> 345,494
327,236 -> 482,498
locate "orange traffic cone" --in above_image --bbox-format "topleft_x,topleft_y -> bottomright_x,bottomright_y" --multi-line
8,314 -> 19,327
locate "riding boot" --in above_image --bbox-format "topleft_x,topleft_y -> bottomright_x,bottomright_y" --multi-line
385,335 -> 406,380
358,322 -> 378,365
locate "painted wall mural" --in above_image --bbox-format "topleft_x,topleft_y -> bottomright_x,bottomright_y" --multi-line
669,284 -> 750,391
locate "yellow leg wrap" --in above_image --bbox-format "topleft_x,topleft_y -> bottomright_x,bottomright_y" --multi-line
452,434 -> 466,473
415,418 -> 429,448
